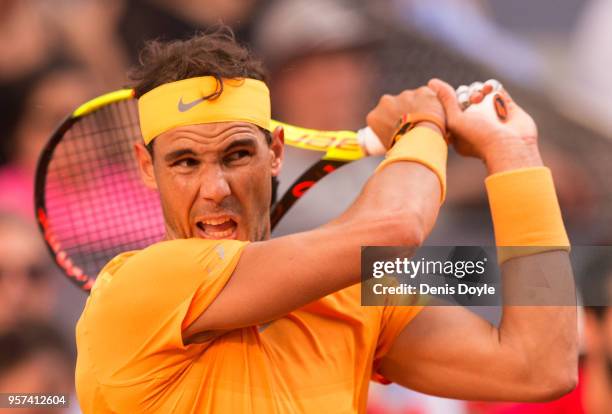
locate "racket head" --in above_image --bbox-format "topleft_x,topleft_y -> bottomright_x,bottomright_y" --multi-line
35,90 -> 366,293
35,89 -> 165,292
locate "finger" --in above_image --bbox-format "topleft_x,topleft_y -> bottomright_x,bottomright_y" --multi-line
456,85 -> 471,110
470,91 -> 485,104
428,78 -> 461,118
469,81 -> 484,95
481,83 -> 493,96
484,79 -> 503,93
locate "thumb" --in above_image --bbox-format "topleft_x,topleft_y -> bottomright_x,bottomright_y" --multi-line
428,78 -> 461,119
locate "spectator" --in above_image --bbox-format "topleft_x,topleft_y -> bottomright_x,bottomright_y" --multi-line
0,212 -> 58,329
117,0 -> 264,62
375,0 -> 546,88
0,1 -> 60,82
253,0 -> 378,131
563,0 -> 612,138
38,0 -> 128,89
0,320 -> 73,414
0,60 -> 95,219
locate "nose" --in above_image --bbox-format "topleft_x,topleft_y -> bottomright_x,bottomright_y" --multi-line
199,165 -> 231,204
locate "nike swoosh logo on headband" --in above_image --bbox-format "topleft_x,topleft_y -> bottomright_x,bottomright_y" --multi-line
177,96 -> 205,112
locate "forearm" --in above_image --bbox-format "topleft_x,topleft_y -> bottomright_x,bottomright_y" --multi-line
336,160 -> 441,242
489,143 -> 578,399
496,252 -> 577,399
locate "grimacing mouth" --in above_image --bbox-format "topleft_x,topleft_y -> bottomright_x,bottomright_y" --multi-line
194,216 -> 239,239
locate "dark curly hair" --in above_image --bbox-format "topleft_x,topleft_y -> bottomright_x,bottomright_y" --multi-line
130,26 -> 267,98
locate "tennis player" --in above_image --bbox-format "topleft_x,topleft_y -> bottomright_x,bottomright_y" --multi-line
75,28 -> 577,413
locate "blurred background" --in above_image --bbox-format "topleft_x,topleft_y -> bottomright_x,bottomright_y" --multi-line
1,0 -> 611,412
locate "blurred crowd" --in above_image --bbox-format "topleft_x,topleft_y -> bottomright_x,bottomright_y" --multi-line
1,0 -> 611,413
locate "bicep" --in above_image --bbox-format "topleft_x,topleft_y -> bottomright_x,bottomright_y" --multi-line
378,305 -> 534,401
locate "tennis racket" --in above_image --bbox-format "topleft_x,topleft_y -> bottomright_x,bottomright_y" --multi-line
34,89 -> 383,292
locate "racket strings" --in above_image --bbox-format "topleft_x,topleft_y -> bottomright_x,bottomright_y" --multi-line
43,99 -> 165,279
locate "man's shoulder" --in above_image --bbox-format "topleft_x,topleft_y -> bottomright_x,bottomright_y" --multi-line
137,238 -> 247,259
89,238 -> 248,298
99,239 -> 246,278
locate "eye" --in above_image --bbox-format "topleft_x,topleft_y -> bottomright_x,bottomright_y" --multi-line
225,149 -> 252,164
172,158 -> 199,168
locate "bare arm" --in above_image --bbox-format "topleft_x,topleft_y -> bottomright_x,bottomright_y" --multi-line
379,80 -> 578,402
379,252 -> 576,402
185,88 -> 447,339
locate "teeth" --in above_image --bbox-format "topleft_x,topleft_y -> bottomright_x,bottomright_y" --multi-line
196,218 -> 236,239
202,229 -> 234,238
201,218 -> 231,225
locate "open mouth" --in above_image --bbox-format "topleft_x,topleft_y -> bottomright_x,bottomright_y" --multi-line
195,217 -> 238,240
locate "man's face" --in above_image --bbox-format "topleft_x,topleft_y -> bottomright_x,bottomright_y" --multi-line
0,221 -> 56,328
135,122 -> 283,242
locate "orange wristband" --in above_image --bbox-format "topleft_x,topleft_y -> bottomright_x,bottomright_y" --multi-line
376,127 -> 448,203
485,167 -> 570,264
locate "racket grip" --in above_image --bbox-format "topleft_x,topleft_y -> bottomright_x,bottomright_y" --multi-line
356,127 -> 386,156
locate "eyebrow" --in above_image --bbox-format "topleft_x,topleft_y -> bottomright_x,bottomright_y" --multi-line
164,148 -> 197,163
224,138 -> 258,152
163,137 -> 259,163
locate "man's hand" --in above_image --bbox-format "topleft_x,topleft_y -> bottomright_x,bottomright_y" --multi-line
366,87 -> 446,149
429,78 -> 543,174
